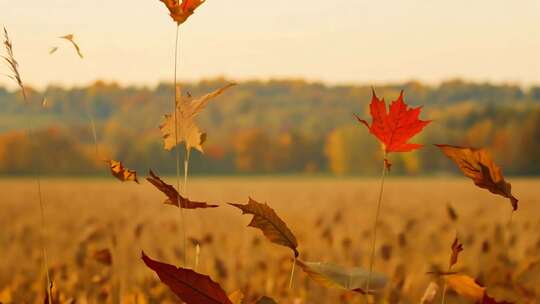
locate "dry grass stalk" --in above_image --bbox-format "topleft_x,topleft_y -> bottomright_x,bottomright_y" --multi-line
2,27 -> 52,304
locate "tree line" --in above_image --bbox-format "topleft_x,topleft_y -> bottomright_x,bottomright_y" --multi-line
0,78 -> 539,175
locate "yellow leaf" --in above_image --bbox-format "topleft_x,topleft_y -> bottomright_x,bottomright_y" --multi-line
159,83 -> 235,152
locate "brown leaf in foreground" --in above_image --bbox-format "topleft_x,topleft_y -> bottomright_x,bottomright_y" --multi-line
229,197 -> 299,257
107,160 -> 139,183
449,237 -> 463,268
59,34 -> 83,59
159,0 -> 206,25
159,83 -> 235,152
436,145 -> 518,211
142,252 -> 232,304
146,170 -> 218,209
296,260 -> 387,294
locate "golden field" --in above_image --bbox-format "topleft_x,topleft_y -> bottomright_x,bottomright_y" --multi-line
0,177 -> 539,303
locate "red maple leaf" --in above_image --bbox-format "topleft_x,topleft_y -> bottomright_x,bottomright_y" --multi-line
355,89 -> 430,153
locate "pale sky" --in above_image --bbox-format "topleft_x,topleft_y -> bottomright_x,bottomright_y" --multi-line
1,0 -> 540,89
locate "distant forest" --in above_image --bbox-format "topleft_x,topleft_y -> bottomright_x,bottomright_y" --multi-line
1,78 -> 539,176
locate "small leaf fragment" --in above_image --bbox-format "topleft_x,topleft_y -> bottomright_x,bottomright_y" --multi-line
449,237 -> 463,268
107,160 -> 139,183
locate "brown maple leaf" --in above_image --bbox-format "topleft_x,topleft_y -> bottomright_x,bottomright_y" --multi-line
159,83 -> 235,153
436,145 -> 518,211
159,0 -> 206,25
146,170 -> 218,209
355,89 -> 430,153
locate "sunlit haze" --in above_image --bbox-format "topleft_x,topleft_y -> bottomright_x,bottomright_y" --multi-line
2,0 -> 540,89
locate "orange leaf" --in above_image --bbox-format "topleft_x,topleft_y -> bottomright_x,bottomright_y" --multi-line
59,34 -> 83,59
142,252 -> 232,304
355,89 -> 430,153
445,274 -> 485,301
108,160 -> 139,183
146,170 -> 218,209
229,197 -> 299,257
159,0 -> 206,25
436,145 -> 518,211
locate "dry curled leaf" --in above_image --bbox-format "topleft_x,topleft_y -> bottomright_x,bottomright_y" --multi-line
450,237 -> 464,268
159,0 -> 206,25
229,197 -> 299,257
142,252 -> 232,304
59,34 -> 83,59
296,260 -> 387,294
93,249 -> 113,266
160,83 -> 235,152
355,89 -> 430,153
107,160 -> 139,183
146,170 -> 218,209
436,145 -> 518,211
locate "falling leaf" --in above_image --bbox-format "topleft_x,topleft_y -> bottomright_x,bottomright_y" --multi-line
436,145 -> 518,211
355,89 -> 430,153
420,282 -> 439,304
449,237 -> 463,268
227,290 -> 243,304
444,274 -> 514,304
254,297 -> 277,304
159,0 -> 206,25
296,260 -> 387,294
160,83 -> 235,152
107,160 -> 139,183
229,197 -> 299,257
49,46 -> 58,55
59,34 -> 83,59
146,170 -> 218,209
93,249 -> 113,266
141,252 -> 232,304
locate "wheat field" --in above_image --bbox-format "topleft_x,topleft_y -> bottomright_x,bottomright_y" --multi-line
0,177 -> 538,303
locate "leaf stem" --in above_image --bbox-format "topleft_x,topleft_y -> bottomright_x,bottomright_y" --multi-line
173,25 -> 187,267
366,153 -> 388,294
289,257 -> 297,289
27,108 -> 52,304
